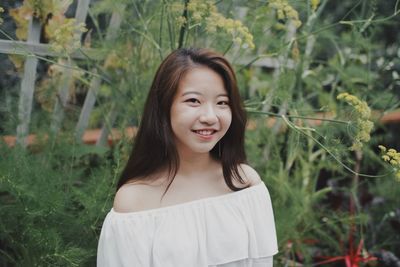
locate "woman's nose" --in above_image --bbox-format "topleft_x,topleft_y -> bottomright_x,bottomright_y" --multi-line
199,105 -> 218,124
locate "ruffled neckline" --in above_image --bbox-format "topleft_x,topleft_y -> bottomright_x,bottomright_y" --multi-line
110,181 -> 265,217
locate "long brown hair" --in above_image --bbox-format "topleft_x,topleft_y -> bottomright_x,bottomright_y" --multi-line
117,48 -> 249,198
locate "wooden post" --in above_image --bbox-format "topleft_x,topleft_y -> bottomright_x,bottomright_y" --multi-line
95,6 -> 126,146
50,59 -> 73,134
16,17 -> 41,147
75,0 -> 91,25
75,6 -> 125,142
96,105 -> 118,146
50,0 -> 91,134
74,69 -> 101,140
0,39 -> 103,59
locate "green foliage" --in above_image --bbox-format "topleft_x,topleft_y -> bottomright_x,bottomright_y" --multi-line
0,137 -> 117,266
0,0 -> 400,266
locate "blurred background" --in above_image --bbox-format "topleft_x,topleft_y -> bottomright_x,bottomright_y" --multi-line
0,0 -> 399,266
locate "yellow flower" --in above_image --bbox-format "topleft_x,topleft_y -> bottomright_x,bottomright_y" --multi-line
9,0 -> 70,38
172,0 -> 255,50
277,10 -> 285,20
311,0 -> 320,12
345,95 -> 355,102
0,6 -> 4,25
234,37 -> 242,45
379,146 -> 400,181
46,16 -> 87,54
337,92 -> 349,99
176,16 -> 187,27
293,20 -> 302,28
170,2 -> 184,13
337,92 -> 373,151
378,145 -> 386,153
396,171 -> 400,182
268,0 -> 302,29
206,12 -> 255,49
350,141 -> 362,151
206,23 -> 217,33
103,41 -> 133,72
192,12 -> 202,21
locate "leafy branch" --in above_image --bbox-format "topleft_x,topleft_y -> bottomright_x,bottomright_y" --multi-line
279,114 -> 388,178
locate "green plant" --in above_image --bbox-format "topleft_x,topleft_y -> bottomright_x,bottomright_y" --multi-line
0,136 -> 118,266
0,0 -> 399,266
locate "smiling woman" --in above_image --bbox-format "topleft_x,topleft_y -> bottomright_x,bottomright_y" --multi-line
171,67 -> 232,156
97,48 -> 278,267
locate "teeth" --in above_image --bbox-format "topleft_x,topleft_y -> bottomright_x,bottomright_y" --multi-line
196,130 -> 213,136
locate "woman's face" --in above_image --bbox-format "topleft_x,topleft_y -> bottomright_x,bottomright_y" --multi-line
170,67 -> 232,156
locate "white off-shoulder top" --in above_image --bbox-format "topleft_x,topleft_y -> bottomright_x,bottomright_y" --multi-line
97,181 -> 278,267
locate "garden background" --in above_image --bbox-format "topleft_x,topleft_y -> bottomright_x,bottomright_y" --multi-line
0,0 -> 399,266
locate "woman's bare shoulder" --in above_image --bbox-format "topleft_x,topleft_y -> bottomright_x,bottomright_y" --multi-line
113,179 -> 165,213
238,164 -> 262,186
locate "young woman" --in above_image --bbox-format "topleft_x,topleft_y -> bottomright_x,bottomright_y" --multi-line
97,48 -> 278,267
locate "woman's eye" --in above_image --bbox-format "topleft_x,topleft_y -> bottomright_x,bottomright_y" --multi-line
186,98 -> 200,104
218,101 -> 229,106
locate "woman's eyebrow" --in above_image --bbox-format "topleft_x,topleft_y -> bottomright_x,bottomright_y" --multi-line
181,91 -> 228,97
182,91 -> 202,96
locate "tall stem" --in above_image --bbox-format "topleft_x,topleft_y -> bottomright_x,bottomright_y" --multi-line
178,0 -> 190,48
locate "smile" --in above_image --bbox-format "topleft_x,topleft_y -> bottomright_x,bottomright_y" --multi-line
192,130 -> 217,136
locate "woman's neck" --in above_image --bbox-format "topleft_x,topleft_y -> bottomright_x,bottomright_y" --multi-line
176,151 -> 218,178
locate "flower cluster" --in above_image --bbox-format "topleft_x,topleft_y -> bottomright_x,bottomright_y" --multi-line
168,2 -> 185,26
31,0 -> 57,22
169,0 -> 255,49
9,0 -> 85,55
188,0 -> 213,22
104,42 -> 134,72
9,5 -> 31,40
36,58 -> 84,112
10,0 -> 72,24
206,12 -> 254,49
311,0 -> 320,12
0,6 -> 4,25
268,0 -> 302,29
168,1 -> 212,29
378,145 -> 400,181
337,92 -> 374,151
45,16 -> 87,54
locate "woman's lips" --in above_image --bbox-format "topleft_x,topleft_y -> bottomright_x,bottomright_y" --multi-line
192,129 -> 217,140
193,130 -> 215,135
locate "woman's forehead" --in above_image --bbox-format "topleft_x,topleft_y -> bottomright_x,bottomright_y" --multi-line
177,67 -> 227,96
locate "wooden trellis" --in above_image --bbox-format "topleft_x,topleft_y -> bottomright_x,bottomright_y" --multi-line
0,0 -> 124,147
